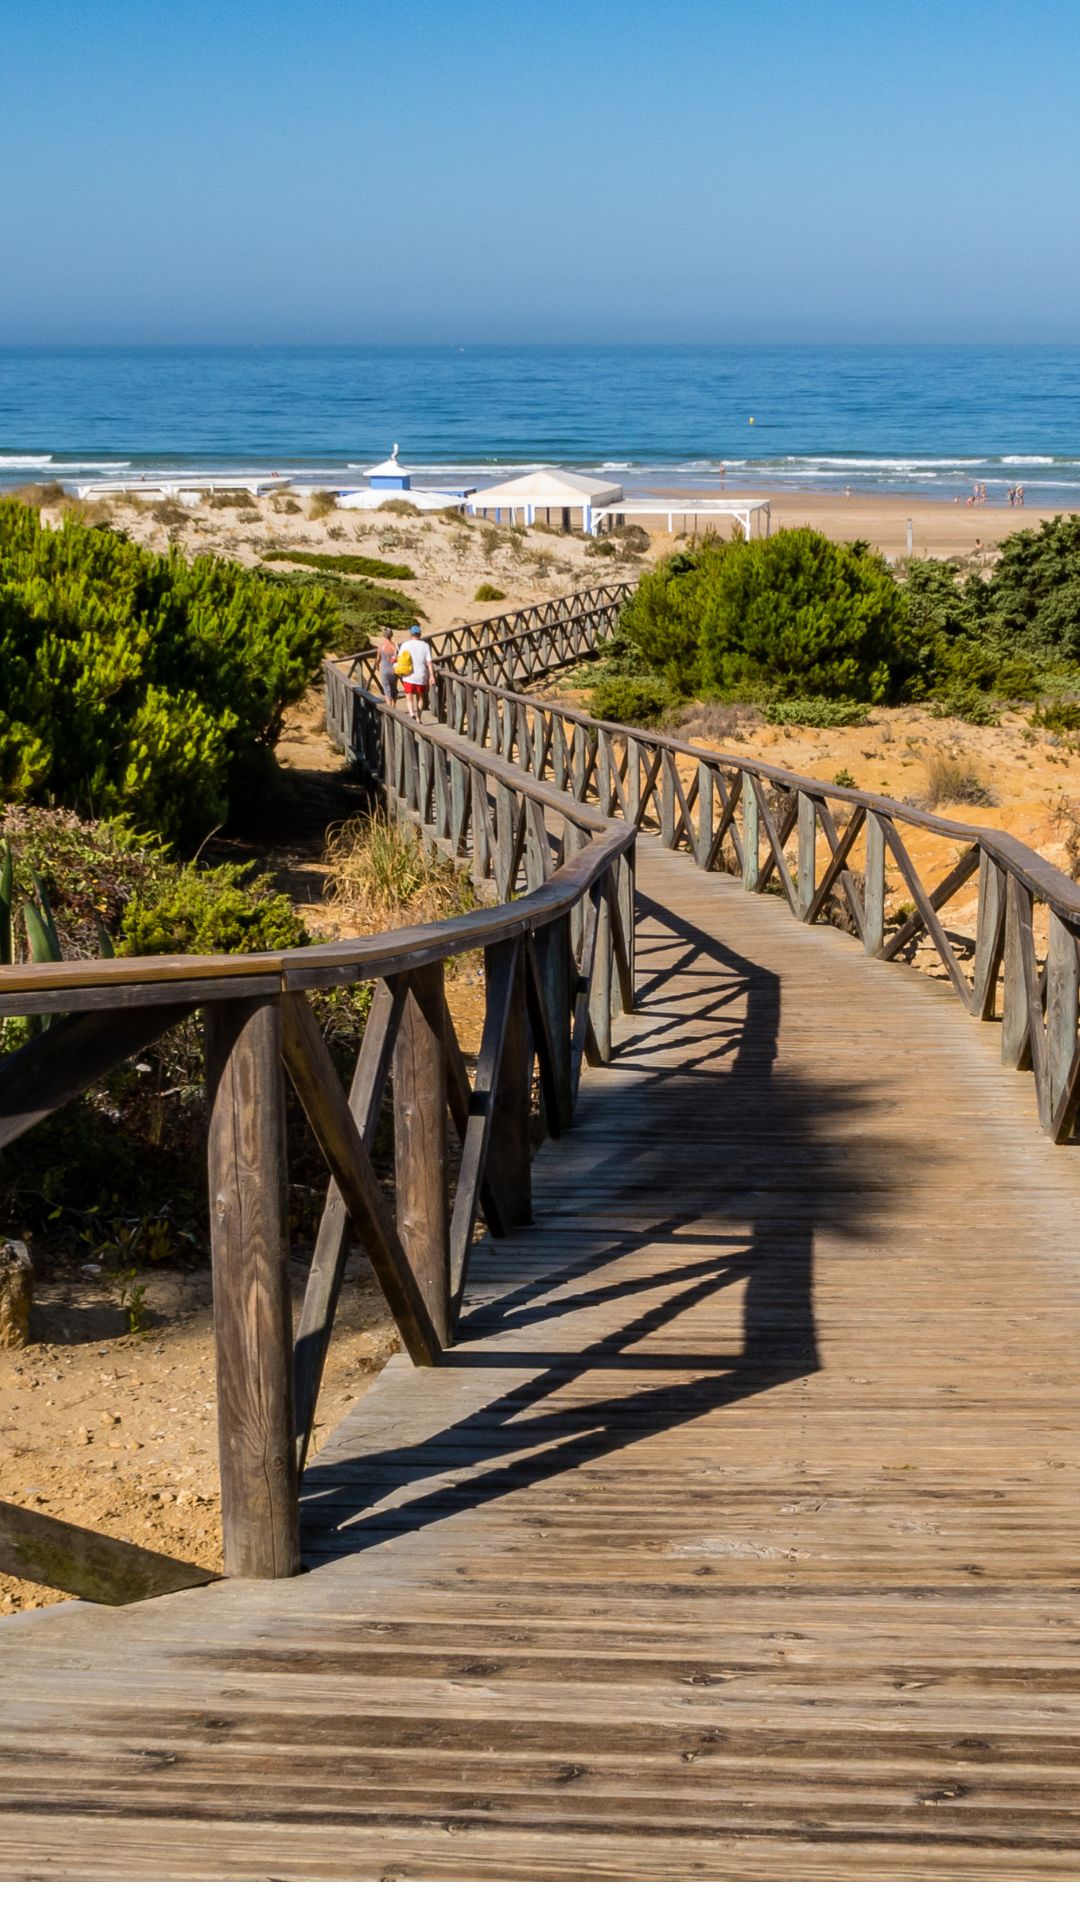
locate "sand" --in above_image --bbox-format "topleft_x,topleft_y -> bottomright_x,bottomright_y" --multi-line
47,484 -> 1067,629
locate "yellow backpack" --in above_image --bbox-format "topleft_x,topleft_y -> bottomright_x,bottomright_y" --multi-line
394,648 -> 412,678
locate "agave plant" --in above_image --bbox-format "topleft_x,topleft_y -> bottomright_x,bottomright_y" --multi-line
0,840 -> 64,1038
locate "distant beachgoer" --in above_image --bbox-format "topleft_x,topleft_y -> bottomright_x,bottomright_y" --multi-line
376,626 -> 399,703
1016,483 -> 1025,507
400,622 -> 434,722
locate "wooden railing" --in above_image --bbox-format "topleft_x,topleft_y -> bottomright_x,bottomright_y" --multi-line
324,581 -> 632,738
418,670 -> 1080,1144
0,724 -> 634,1596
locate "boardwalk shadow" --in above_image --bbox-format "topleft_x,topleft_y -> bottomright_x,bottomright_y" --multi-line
301,889 -> 934,1557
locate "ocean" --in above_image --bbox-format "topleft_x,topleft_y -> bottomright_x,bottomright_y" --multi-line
2,344 -> 1080,504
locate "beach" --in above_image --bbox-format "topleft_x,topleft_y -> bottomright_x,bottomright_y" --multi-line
635,485 -> 1054,560
50,483 -> 1066,640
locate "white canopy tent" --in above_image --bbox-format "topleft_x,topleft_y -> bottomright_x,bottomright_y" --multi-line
467,467 -> 625,533
594,497 -> 772,539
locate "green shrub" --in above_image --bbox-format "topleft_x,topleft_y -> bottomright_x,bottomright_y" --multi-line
474,582 -> 505,603
833,768 -> 857,788
589,675 -> 671,727
1030,698 -> 1080,736
0,500 -> 336,847
616,530 -> 909,703
257,564 -> 424,645
265,548 -> 415,581
119,859 -> 307,957
764,695 -> 870,728
989,516 -> 1080,659
929,683 -> 999,726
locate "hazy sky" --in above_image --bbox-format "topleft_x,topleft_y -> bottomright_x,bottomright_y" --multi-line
3,0 -> 1079,346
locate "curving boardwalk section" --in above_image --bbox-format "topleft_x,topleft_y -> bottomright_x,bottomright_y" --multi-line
2,840 -> 1080,1878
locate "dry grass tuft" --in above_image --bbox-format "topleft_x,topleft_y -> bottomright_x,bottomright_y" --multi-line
307,490 -> 338,521
915,748 -> 998,810
324,813 -> 476,932
1050,796 -> 1080,881
675,700 -> 762,742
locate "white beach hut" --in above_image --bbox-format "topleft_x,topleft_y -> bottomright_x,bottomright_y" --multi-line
467,467 -> 625,533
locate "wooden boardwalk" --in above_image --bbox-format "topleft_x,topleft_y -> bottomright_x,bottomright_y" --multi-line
3,839 -> 1080,1878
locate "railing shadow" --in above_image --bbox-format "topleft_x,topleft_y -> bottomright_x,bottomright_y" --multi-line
299,891 -> 934,1558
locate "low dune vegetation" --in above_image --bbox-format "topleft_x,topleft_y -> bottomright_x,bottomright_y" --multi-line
587,519 -> 1080,733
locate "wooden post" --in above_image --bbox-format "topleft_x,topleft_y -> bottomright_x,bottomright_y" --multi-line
393,964 -> 451,1347
205,996 -> 299,1581
863,812 -> 886,957
536,915 -> 574,1131
626,737 -> 642,823
494,784 -> 515,899
697,766 -> 714,869
589,882 -> 613,1063
552,720 -> 567,794
742,779 -> 760,889
450,756 -> 468,855
470,767 -> 490,886
564,820 -> 587,955
485,939 -> 532,1227
1001,879 -> 1032,1069
797,790 -> 816,919
617,843 -> 636,1009
660,750 -> 676,847
972,851 -> 1006,1020
1046,912 -> 1080,1116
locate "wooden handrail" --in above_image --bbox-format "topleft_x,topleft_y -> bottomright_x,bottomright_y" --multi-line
434,665 -> 1080,924
328,581 -> 635,685
0,672 -> 637,1594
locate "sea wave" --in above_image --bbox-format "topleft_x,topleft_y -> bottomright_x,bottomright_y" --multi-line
0,454 -> 52,467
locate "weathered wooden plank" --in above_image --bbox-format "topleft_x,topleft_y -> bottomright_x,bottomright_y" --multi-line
205,996 -> 300,1581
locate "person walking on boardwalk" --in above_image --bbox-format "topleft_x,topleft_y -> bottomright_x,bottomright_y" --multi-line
400,621 -> 435,722
376,626 -> 399,704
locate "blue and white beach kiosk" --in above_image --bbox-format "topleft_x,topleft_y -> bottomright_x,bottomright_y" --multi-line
364,445 -> 412,493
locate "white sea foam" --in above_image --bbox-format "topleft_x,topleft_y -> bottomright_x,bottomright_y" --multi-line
1000,455 -> 1057,465
0,454 -> 52,467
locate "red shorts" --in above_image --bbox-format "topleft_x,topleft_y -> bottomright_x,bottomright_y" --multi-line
403,680 -> 426,692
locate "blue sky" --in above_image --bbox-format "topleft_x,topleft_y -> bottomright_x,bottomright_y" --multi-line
3,0 -> 1079,345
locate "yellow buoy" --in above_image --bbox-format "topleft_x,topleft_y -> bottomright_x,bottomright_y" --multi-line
748,415 -> 755,425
